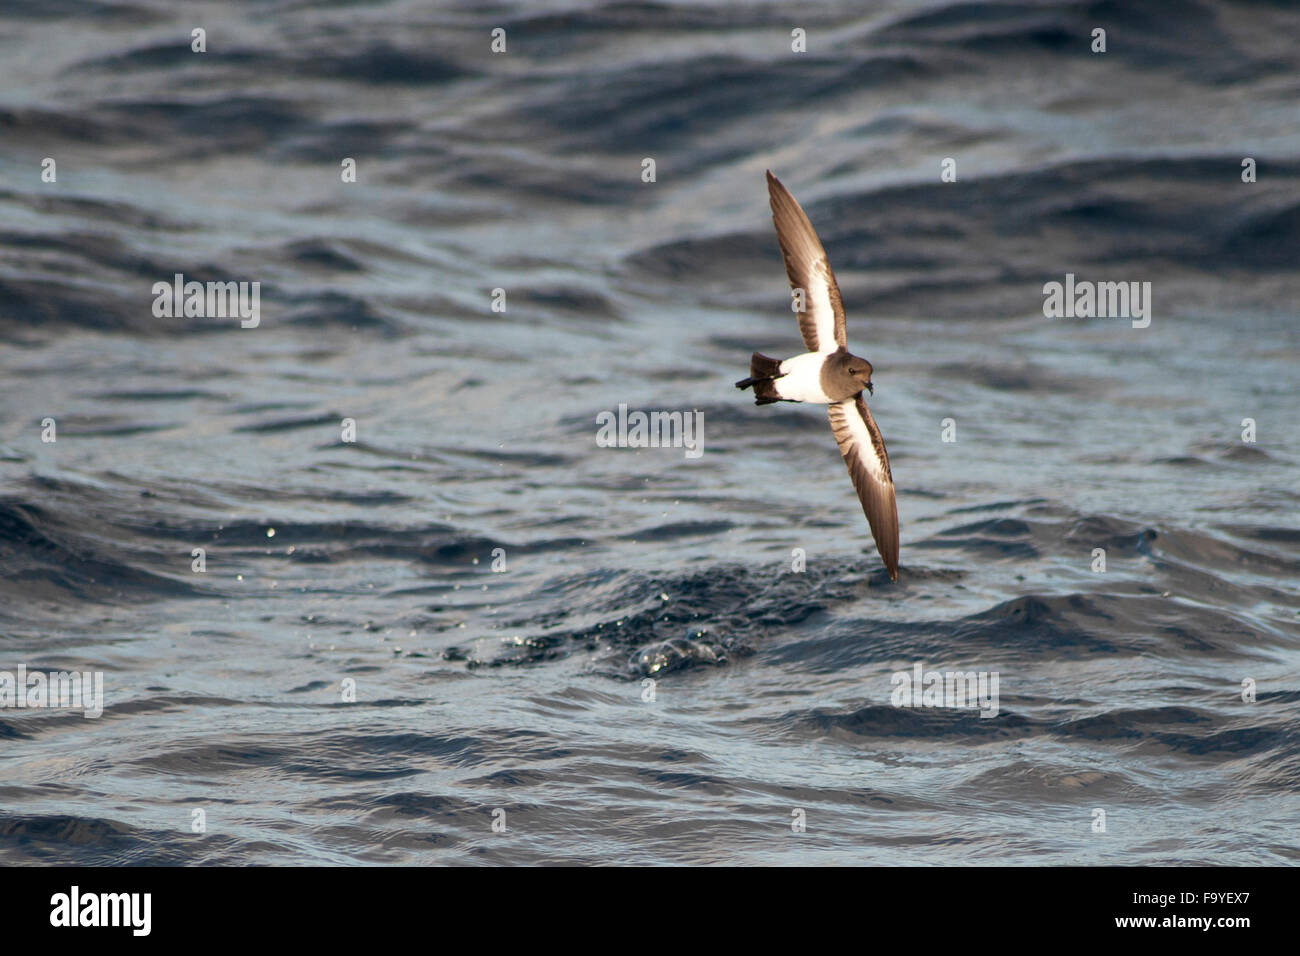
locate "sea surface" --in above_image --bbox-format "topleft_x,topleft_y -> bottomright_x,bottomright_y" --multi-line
0,0 -> 1297,865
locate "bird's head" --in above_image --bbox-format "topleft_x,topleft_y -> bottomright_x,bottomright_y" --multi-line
846,359 -> 874,394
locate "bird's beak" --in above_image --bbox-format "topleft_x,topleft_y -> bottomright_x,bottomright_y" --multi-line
866,381 -> 874,395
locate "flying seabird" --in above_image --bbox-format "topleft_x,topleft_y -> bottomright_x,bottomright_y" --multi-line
735,170 -> 900,581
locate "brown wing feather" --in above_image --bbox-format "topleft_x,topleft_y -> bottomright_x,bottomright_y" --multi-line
766,170 -> 847,353
827,394 -> 899,581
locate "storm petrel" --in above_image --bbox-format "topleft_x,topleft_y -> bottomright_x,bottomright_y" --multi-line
735,171 -> 899,581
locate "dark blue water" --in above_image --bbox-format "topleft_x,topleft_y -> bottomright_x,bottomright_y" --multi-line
1,0 -> 1298,864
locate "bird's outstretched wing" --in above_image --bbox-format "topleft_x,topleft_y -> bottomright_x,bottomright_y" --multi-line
767,170 -> 847,353
827,393 -> 899,580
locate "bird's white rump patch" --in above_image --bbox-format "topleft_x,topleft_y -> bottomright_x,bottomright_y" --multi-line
774,352 -> 834,403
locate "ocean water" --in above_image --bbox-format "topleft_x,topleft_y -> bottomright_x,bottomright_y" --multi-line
0,0 -> 1297,865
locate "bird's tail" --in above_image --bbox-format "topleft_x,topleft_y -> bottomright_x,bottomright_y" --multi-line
735,353 -> 785,404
